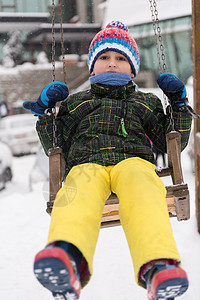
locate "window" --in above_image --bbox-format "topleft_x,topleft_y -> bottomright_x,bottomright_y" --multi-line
87,0 -> 93,23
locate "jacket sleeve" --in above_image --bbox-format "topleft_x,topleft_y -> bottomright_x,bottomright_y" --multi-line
143,93 -> 192,153
36,99 -> 77,160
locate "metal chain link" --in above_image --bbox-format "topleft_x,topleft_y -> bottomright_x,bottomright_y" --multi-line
51,0 -> 56,83
149,0 -> 167,73
51,0 -> 57,148
51,0 -> 68,148
149,0 -> 174,131
58,0 -> 67,85
149,0 -> 162,74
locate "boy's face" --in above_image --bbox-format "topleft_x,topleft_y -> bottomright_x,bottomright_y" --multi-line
91,51 -> 134,78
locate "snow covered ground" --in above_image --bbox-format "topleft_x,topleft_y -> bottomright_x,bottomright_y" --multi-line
0,142 -> 199,300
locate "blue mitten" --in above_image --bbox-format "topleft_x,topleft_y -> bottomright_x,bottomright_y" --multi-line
157,72 -> 188,107
23,81 -> 69,116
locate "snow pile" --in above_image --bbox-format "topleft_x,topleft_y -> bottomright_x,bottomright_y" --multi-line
36,52 -> 49,64
0,61 -> 63,77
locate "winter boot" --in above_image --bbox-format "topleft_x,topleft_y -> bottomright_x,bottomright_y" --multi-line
145,263 -> 189,300
33,244 -> 81,300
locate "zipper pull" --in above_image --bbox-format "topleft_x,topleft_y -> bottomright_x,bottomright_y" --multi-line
121,118 -> 128,137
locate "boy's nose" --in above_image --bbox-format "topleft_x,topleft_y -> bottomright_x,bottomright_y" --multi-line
108,59 -> 116,67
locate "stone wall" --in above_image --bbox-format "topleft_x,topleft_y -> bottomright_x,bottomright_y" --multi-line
0,60 -> 89,110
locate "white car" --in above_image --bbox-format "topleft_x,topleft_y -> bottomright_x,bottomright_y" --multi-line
0,114 -> 39,156
0,141 -> 12,190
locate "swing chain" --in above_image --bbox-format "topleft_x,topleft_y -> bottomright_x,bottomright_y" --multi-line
51,0 -> 57,148
168,101 -> 175,131
149,0 -> 167,74
51,0 -> 56,83
51,0 -> 67,148
58,0 -> 67,85
149,0 -> 175,131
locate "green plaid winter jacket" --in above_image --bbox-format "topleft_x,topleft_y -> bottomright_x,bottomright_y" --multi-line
36,81 -> 192,173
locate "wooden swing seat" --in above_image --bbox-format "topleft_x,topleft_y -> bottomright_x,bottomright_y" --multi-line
101,183 -> 189,228
47,131 -> 190,228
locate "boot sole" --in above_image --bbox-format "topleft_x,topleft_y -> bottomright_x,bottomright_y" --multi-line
34,248 -> 81,299
148,268 -> 189,300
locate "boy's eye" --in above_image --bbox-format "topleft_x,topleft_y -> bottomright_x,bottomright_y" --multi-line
117,56 -> 126,61
99,55 -> 108,60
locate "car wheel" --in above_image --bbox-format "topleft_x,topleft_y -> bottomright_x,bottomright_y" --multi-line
3,167 -> 12,182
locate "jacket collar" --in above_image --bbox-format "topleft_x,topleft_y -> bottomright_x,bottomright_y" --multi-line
90,81 -> 136,99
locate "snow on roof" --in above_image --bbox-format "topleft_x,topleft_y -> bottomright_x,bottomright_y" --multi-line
103,0 -> 192,27
0,61 -> 63,76
0,12 -> 50,32
0,12 -> 50,18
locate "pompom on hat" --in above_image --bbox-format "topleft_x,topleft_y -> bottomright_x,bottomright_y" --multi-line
88,21 -> 140,77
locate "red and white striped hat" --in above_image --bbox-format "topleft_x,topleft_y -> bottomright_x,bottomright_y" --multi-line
88,21 -> 140,77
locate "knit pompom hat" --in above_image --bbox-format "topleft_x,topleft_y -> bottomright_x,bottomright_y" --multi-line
88,21 -> 140,77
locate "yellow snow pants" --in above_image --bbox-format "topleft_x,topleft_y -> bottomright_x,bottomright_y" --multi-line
47,157 -> 181,287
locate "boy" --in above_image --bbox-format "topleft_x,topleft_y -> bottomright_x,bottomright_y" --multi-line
23,21 -> 192,300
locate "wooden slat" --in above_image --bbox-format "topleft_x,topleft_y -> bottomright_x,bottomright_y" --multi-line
101,219 -> 121,228
157,167 -> 173,177
174,187 -> 190,221
103,204 -> 119,215
166,196 -> 176,212
195,132 -> 200,226
192,0 -> 200,233
102,214 -> 120,222
196,133 -> 200,156
47,147 -> 65,214
100,184 -> 190,227
47,183 -> 190,225
166,131 -> 183,184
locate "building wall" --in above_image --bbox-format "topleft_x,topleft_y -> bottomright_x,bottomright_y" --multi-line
0,0 -> 50,12
76,0 -> 105,23
92,0 -> 104,23
129,15 -> 192,84
0,0 -> 105,21
76,0 -> 87,23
